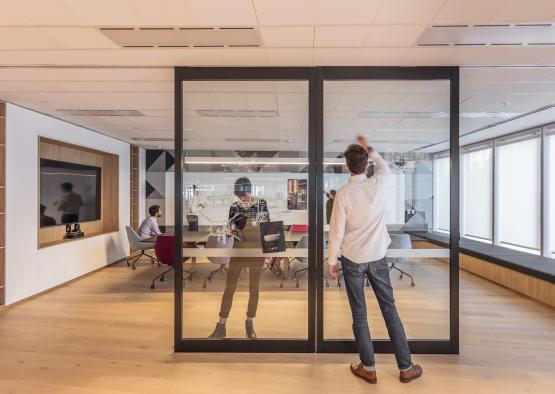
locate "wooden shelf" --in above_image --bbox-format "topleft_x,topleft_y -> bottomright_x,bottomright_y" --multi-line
40,230 -> 118,249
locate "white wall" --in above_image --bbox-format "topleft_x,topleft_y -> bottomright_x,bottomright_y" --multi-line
5,104 -> 130,305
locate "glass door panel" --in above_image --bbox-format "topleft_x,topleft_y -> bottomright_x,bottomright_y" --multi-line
322,79 -> 451,342
180,80 -> 310,341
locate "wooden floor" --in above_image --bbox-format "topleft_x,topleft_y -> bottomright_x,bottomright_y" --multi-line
0,258 -> 553,393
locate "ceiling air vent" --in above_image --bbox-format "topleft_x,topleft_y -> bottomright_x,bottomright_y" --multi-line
131,137 -> 188,142
225,138 -> 280,143
196,109 -> 278,117
57,109 -> 145,116
416,24 -> 555,46
100,27 -> 262,48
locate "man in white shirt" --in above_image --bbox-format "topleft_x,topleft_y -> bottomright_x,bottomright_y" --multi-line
328,136 -> 422,385
138,205 -> 163,238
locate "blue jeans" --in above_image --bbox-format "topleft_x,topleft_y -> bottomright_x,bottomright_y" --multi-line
341,256 -> 412,370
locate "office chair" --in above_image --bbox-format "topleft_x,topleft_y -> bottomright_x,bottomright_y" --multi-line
202,234 -> 234,289
289,234 -> 309,288
125,226 -> 159,269
387,234 -> 415,286
151,233 -> 193,289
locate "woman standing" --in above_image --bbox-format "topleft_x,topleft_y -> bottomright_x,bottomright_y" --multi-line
208,177 -> 269,339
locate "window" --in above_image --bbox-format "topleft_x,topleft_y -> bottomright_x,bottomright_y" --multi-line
433,155 -> 450,233
547,132 -> 555,257
496,135 -> 541,252
462,147 -> 492,242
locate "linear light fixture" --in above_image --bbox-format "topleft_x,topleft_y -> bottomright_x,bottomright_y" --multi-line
358,111 -> 520,118
183,157 -> 345,165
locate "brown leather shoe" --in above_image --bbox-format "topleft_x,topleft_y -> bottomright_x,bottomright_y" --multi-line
399,364 -> 422,383
350,362 -> 377,384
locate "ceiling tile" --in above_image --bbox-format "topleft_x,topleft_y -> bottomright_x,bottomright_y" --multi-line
434,0 -> 511,24
375,0 -> 446,24
445,46 -> 508,65
314,48 -> 361,65
492,47 -> 555,65
221,48 -> 269,66
493,0 -> 555,22
2,0 -> 85,25
125,0 -> 199,26
62,0 -> 140,25
267,49 -> 314,65
357,48 -> 407,65
402,47 -> 456,65
254,0 -> 316,26
316,0 -> 380,24
243,93 -> 277,110
260,26 -> 314,48
42,27 -> 119,49
189,0 -> 258,26
365,25 -> 426,47
0,28 -> 63,50
314,25 -> 370,47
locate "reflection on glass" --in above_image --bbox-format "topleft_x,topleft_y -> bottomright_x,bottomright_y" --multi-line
323,80 -> 450,341
181,80 -> 309,339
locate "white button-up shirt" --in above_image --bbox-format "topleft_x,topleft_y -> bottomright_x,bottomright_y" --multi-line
327,151 -> 391,266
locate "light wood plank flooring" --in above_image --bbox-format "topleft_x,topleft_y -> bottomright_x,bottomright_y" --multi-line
0,258 -> 553,394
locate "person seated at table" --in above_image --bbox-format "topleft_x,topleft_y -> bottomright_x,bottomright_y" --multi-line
208,177 -> 269,340
138,205 -> 163,238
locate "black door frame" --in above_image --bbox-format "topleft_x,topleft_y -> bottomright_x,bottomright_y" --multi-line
174,66 -> 459,354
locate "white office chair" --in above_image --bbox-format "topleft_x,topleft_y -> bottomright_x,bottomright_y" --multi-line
125,226 -> 159,270
387,233 -> 415,286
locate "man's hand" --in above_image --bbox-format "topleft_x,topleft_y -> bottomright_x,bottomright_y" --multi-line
356,135 -> 373,154
328,262 -> 340,279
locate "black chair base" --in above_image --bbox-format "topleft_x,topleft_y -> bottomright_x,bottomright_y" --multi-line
389,262 -> 415,286
150,267 -> 193,289
264,258 -> 285,288
127,250 -> 160,270
202,265 -> 227,289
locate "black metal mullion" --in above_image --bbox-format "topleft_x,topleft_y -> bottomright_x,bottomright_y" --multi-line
449,67 -> 460,354
174,68 -> 184,349
311,68 -> 324,352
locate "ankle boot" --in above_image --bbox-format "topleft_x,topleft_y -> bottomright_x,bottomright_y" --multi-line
245,319 -> 257,339
208,323 -> 226,338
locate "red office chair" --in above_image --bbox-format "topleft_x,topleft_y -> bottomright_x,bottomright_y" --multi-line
151,233 -> 193,289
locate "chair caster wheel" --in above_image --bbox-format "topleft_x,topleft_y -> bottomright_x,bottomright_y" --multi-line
202,283 -> 207,289
295,283 -> 299,288
150,259 -> 154,264
411,282 -> 415,287
325,282 -> 329,288
132,266 -> 136,270
150,284 -> 155,289
126,261 -> 130,266
280,284 -> 284,288
160,276 -> 165,282
399,275 -> 403,280
188,274 -> 193,281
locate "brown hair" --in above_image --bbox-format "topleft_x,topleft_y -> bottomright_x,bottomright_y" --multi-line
343,144 -> 368,174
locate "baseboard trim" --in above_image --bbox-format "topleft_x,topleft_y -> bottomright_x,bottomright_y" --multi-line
0,257 -> 125,310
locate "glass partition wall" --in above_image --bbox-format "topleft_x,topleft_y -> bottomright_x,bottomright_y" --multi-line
174,67 -> 459,353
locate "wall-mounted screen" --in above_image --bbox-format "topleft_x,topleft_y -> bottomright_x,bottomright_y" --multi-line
39,159 -> 101,228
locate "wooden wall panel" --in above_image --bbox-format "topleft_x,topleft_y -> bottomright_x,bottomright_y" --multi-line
38,137 -> 119,248
460,254 -> 555,307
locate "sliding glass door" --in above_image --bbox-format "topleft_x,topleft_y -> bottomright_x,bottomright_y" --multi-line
174,67 -> 459,354
317,69 -> 459,354
174,68 -> 315,352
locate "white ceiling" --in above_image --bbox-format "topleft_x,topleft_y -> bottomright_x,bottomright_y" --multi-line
0,0 -> 555,151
